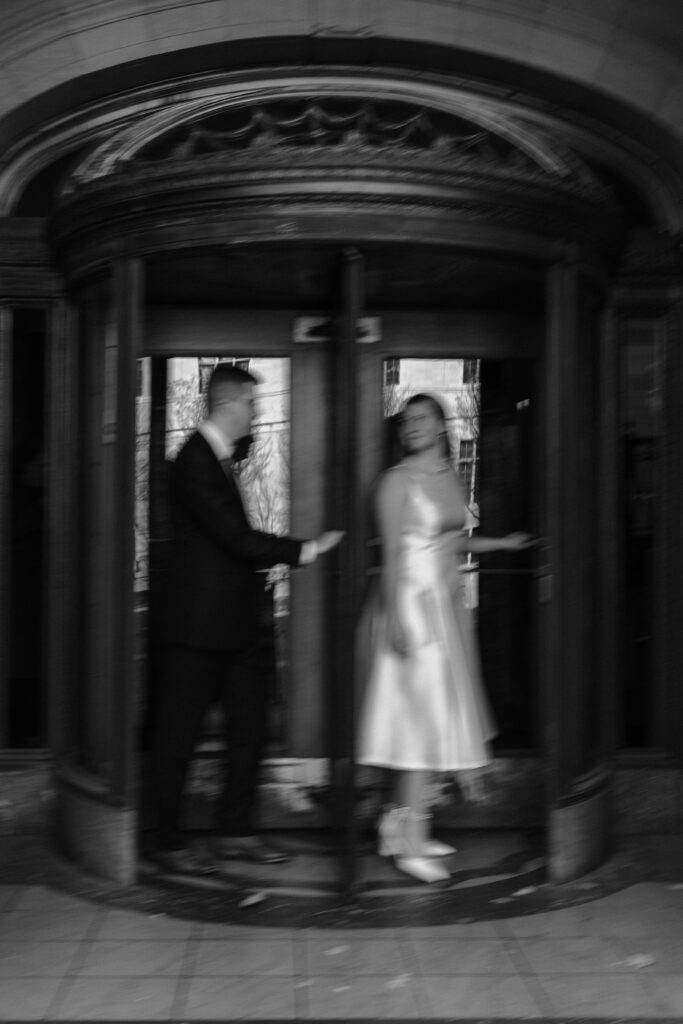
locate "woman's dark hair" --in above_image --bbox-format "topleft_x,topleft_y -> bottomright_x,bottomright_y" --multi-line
384,412 -> 405,467
402,392 -> 453,459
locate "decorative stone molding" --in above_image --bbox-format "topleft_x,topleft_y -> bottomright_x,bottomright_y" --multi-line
47,88 -> 627,283
64,96 -> 610,204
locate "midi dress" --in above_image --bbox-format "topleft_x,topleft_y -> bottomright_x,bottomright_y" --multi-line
356,462 -> 497,771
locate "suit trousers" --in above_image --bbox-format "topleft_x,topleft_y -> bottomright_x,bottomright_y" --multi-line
153,642 -> 266,851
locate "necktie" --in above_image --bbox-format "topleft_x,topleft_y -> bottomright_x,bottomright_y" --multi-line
219,456 -> 237,490
220,457 -> 246,506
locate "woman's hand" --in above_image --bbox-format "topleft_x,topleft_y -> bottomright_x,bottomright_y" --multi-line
387,611 -> 410,658
503,531 -> 537,551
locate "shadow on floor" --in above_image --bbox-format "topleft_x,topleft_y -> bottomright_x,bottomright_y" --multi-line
4,829 -> 681,929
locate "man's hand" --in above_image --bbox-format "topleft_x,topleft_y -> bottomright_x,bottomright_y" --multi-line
316,530 -> 345,554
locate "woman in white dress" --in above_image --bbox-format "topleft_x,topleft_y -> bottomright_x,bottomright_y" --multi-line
356,393 -> 534,883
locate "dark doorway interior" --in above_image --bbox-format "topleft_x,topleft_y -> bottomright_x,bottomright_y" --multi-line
9,308 -> 46,748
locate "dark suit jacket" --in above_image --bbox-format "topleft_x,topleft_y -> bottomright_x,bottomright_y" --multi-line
163,431 -> 303,652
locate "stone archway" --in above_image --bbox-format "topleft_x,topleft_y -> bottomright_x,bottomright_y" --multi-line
22,65 -> 636,886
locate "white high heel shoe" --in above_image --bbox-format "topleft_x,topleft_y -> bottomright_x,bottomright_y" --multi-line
416,814 -> 457,857
421,838 -> 458,857
379,808 -> 457,858
377,807 -> 450,884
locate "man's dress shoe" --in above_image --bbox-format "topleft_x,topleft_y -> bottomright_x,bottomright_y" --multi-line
151,847 -> 217,875
215,835 -> 290,864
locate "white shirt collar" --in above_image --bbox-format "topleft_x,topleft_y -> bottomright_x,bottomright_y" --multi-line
198,419 -> 235,462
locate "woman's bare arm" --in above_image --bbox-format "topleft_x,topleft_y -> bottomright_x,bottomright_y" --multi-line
375,469 -> 410,656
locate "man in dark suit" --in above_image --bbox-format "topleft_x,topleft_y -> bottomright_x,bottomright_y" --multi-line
152,363 -> 342,873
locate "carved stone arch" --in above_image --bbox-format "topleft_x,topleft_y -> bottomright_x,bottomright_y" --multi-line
62,74 -> 583,188
43,69 -> 643,287
4,66 -> 679,239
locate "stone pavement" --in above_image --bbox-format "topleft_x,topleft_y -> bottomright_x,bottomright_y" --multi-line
1,831 -> 683,1020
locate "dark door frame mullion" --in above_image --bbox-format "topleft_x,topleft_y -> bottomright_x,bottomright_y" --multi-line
0,305 -> 12,748
112,257 -> 144,803
328,248 -> 364,901
47,297 -> 80,760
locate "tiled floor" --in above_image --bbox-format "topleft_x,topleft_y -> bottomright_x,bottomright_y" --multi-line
1,831 -> 683,1020
2,879 -> 683,1019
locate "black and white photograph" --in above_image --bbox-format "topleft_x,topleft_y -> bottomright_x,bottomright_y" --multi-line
0,1 -> 682,1019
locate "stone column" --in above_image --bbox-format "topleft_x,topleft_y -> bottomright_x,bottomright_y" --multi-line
56,258 -> 143,885
545,250 -> 613,882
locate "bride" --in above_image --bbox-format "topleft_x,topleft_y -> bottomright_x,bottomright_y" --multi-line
356,393 -> 534,883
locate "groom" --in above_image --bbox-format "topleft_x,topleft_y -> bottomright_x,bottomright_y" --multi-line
152,362 -> 342,873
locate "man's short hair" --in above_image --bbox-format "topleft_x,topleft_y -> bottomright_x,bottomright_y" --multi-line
207,362 -> 258,412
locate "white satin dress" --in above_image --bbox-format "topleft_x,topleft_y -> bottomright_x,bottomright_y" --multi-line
356,463 -> 497,772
